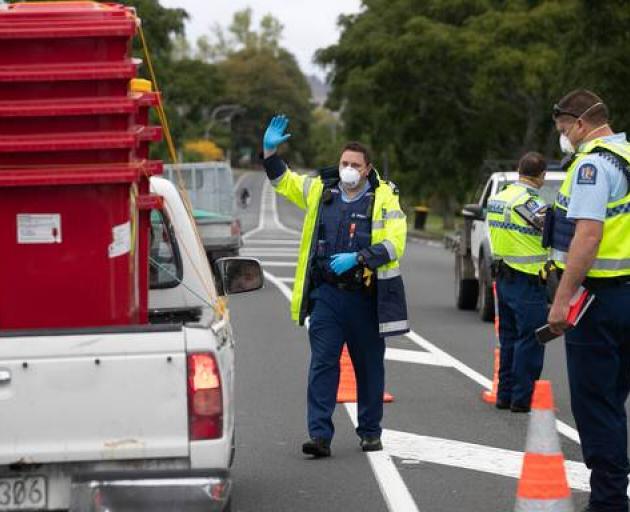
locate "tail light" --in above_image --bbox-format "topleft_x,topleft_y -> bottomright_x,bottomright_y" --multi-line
187,353 -> 223,440
230,219 -> 241,237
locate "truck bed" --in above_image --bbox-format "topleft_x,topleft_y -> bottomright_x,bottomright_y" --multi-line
0,325 -> 189,465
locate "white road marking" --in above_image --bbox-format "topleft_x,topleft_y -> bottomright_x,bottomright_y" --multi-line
385,348 -> 451,367
241,250 -> 299,257
382,428 -> 590,492
256,181 -> 584,509
277,277 -> 295,284
264,271 -> 421,512
259,261 -> 298,268
404,331 -> 581,444
243,179 -> 272,240
233,171 -> 249,193
345,402 -> 422,512
244,239 -> 300,245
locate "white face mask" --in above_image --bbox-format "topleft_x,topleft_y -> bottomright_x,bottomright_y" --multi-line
559,133 -> 575,155
557,101 -> 607,155
339,166 -> 361,188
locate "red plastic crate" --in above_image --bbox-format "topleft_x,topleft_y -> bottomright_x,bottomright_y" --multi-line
0,93 -> 159,136
0,60 -> 137,100
0,126 -> 162,165
0,182 -> 139,330
0,20 -> 136,66
0,161 -> 163,330
0,2 -> 165,329
0,2 -> 134,19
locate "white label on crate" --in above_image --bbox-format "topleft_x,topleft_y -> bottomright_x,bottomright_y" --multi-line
17,214 -> 62,244
108,221 -> 131,259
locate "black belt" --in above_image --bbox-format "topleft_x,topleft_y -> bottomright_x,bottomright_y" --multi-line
586,277 -> 630,290
319,272 -> 365,291
556,269 -> 630,290
493,261 -> 540,284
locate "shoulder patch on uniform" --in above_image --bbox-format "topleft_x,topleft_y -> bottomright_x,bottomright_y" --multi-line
524,198 -> 540,213
576,164 -> 598,185
386,181 -> 400,195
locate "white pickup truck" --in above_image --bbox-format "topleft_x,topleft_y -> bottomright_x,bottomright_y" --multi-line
0,177 -> 262,511
448,169 -> 565,321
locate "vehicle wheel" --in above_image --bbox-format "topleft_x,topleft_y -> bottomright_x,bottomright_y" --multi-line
455,255 -> 478,310
478,255 -> 495,322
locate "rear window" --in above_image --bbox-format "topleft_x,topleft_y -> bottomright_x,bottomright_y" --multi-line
149,210 -> 183,289
496,178 -> 562,205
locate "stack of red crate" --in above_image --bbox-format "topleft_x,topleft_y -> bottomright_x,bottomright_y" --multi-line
0,1 -> 164,330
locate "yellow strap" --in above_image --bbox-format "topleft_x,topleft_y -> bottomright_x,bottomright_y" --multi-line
137,21 -> 223,317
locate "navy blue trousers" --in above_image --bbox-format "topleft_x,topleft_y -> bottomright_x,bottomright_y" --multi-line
566,284 -> 630,512
496,271 -> 547,407
307,283 -> 385,441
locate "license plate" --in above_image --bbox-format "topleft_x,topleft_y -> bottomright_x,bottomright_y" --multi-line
0,476 -> 46,510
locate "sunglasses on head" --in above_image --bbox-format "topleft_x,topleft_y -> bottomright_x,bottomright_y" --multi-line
552,104 -> 580,120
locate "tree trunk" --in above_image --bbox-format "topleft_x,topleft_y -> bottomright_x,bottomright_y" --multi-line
441,193 -> 456,231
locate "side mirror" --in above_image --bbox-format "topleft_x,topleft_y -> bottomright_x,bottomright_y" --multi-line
462,204 -> 485,221
213,257 -> 264,296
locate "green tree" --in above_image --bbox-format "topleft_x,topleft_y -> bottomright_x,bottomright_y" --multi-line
117,0 -> 227,159
198,10 -> 313,166
196,8 -> 285,61
217,47 -> 313,166
317,0 -> 578,227
310,108 -> 344,168
563,0 -> 630,135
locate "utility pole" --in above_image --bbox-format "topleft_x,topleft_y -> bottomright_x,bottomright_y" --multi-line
204,104 -> 246,163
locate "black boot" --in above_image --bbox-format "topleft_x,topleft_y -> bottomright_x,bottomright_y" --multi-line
302,438 -> 331,458
495,399 -> 510,410
360,436 -> 383,452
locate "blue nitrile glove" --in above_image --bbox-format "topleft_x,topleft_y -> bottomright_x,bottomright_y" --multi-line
263,115 -> 292,152
330,252 -> 358,275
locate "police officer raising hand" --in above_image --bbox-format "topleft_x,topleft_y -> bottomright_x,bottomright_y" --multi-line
261,115 -> 409,458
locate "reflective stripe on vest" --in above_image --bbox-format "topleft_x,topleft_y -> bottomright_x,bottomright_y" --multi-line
487,184 -> 547,275
552,138 -> 630,277
550,249 -> 630,272
381,239 -> 397,260
378,267 -> 401,279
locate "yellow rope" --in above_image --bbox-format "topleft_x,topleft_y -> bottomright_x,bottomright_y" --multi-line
137,21 -> 225,317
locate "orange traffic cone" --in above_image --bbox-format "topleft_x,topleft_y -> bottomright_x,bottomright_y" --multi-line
482,281 -> 501,404
482,348 -> 500,404
514,380 -> 573,511
336,345 -> 394,403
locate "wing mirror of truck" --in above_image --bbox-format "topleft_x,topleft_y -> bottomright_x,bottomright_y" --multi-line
213,257 -> 264,295
462,204 -> 485,220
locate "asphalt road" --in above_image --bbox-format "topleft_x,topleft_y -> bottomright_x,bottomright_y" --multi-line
228,171 -> 592,512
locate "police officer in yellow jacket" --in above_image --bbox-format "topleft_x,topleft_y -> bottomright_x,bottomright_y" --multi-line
261,115 -> 408,458
548,90 -> 630,512
488,152 -> 548,413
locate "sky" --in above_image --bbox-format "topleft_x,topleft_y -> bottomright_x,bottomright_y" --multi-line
159,0 -> 362,78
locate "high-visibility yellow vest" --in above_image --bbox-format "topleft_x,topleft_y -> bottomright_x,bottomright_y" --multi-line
487,183 -> 547,275
551,138 -> 630,278
271,167 -> 408,335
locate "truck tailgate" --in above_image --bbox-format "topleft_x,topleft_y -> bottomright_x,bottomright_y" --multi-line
0,328 -> 189,465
